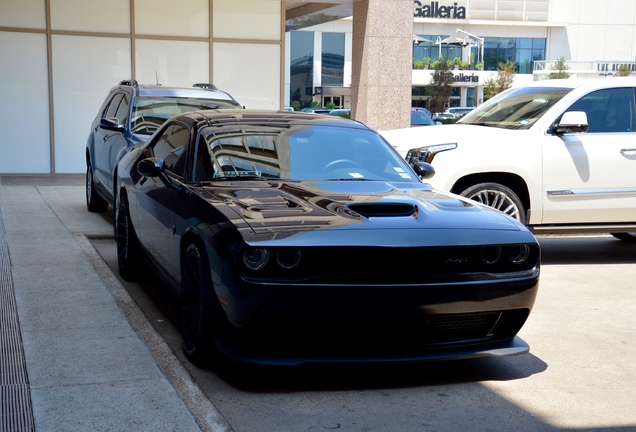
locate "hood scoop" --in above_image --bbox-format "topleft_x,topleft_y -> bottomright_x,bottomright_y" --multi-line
347,202 -> 418,218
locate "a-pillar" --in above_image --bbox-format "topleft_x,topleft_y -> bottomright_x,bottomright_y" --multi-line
350,0 -> 413,130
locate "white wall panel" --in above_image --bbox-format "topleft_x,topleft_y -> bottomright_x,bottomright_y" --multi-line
50,0 -> 130,33
135,39 -> 209,87
52,35 -> 131,173
213,0 -> 280,40
0,0 -> 46,29
135,0 -> 208,37
213,42 -> 280,109
0,32 -> 50,174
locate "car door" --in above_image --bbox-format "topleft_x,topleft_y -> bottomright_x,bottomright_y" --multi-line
541,87 -> 636,224
94,91 -> 131,197
135,121 -> 191,284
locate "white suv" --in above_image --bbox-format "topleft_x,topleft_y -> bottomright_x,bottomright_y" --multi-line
382,78 -> 636,242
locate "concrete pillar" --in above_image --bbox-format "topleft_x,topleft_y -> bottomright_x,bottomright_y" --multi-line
351,0 -> 413,130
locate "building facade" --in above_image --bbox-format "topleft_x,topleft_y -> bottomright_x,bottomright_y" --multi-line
287,0 -> 636,111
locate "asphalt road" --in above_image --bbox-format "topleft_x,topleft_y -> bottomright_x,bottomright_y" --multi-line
91,234 -> 636,432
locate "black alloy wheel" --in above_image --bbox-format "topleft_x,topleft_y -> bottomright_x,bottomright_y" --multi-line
86,162 -> 108,212
115,193 -> 140,280
460,182 -> 526,224
181,242 -> 219,366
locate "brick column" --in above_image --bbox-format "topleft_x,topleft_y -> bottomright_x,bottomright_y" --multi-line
351,0 -> 413,130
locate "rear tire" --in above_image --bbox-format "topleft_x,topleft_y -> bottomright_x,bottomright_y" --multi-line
86,162 -> 108,213
115,193 -> 141,280
611,232 -> 636,243
181,242 -> 221,367
460,182 -> 526,224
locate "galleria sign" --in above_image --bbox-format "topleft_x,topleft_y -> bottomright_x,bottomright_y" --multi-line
414,1 -> 467,19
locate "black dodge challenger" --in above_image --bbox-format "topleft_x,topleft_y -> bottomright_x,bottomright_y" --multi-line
114,110 -> 540,366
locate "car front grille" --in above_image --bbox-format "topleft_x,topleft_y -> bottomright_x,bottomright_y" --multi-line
235,309 -> 530,356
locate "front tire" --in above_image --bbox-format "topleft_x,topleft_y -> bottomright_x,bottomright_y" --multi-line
460,182 -> 526,224
181,242 -> 220,366
115,193 -> 141,280
86,162 -> 108,213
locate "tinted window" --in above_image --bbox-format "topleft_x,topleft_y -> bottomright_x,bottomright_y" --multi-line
104,93 -> 125,119
152,123 -> 190,177
566,88 -> 635,133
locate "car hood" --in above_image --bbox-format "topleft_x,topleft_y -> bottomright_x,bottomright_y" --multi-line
198,180 -> 534,246
380,124 -> 518,156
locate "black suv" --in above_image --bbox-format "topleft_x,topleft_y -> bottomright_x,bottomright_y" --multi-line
86,80 -> 242,212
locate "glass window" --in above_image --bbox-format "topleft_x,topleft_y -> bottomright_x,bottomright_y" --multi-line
152,123 -> 190,177
322,33 -> 345,86
566,88 -> 635,133
290,32 -> 314,107
114,93 -> 131,124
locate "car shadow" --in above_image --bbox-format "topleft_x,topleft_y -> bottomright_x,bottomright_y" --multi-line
537,235 -> 636,265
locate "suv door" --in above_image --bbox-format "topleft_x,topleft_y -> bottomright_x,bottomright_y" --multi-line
94,91 -> 131,199
541,87 -> 636,224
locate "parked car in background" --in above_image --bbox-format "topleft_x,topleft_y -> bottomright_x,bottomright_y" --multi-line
445,106 -> 475,118
411,108 -> 438,127
431,112 -> 457,122
301,107 -> 332,114
114,110 -> 539,367
85,80 -> 242,212
382,78 -> 636,242
329,108 -> 351,117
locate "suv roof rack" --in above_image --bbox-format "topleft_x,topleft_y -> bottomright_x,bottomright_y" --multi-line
118,79 -> 139,87
193,83 -> 218,90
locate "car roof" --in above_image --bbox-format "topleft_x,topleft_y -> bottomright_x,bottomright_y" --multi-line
177,109 -> 373,130
111,80 -> 238,102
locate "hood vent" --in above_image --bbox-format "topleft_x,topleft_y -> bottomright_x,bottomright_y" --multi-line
347,203 -> 418,218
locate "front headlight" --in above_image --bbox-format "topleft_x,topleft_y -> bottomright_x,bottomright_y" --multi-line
406,142 -> 457,165
243,248 -> 269,270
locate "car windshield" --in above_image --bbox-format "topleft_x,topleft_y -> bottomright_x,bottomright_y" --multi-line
131,96 -> 241,135
199,124 -> 419,183
459,86 -> 572,130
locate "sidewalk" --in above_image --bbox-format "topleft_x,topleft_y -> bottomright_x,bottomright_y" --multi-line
0,176 -> 226,432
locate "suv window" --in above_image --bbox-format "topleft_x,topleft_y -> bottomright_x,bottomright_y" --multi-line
565,87 -> 635,133
113,92 -> 130,125
152,123 -> 190,178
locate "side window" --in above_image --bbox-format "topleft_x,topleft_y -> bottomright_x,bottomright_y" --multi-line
113,92 -> 130,125
194,133 -> 215,181
152,123 -> 190,178
104,93 -> 124,119
566,88 -> 635,133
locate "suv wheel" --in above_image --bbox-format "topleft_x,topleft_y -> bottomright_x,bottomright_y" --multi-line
86,162 -> 108,212
460,182 -> 526,224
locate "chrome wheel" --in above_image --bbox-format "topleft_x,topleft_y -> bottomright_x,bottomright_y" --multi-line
460,182 -> 526,224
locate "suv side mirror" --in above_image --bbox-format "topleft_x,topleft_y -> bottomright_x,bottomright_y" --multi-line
553,111 -> 589,135
99,117 -> 124,132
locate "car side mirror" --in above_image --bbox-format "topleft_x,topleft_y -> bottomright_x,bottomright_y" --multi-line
137,157 -> 164,178
413,161 -> 435,179
99,117 -> 124,132
553,111 -> 589,135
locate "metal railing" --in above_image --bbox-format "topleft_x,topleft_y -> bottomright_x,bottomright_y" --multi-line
533,60 -> 636,80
